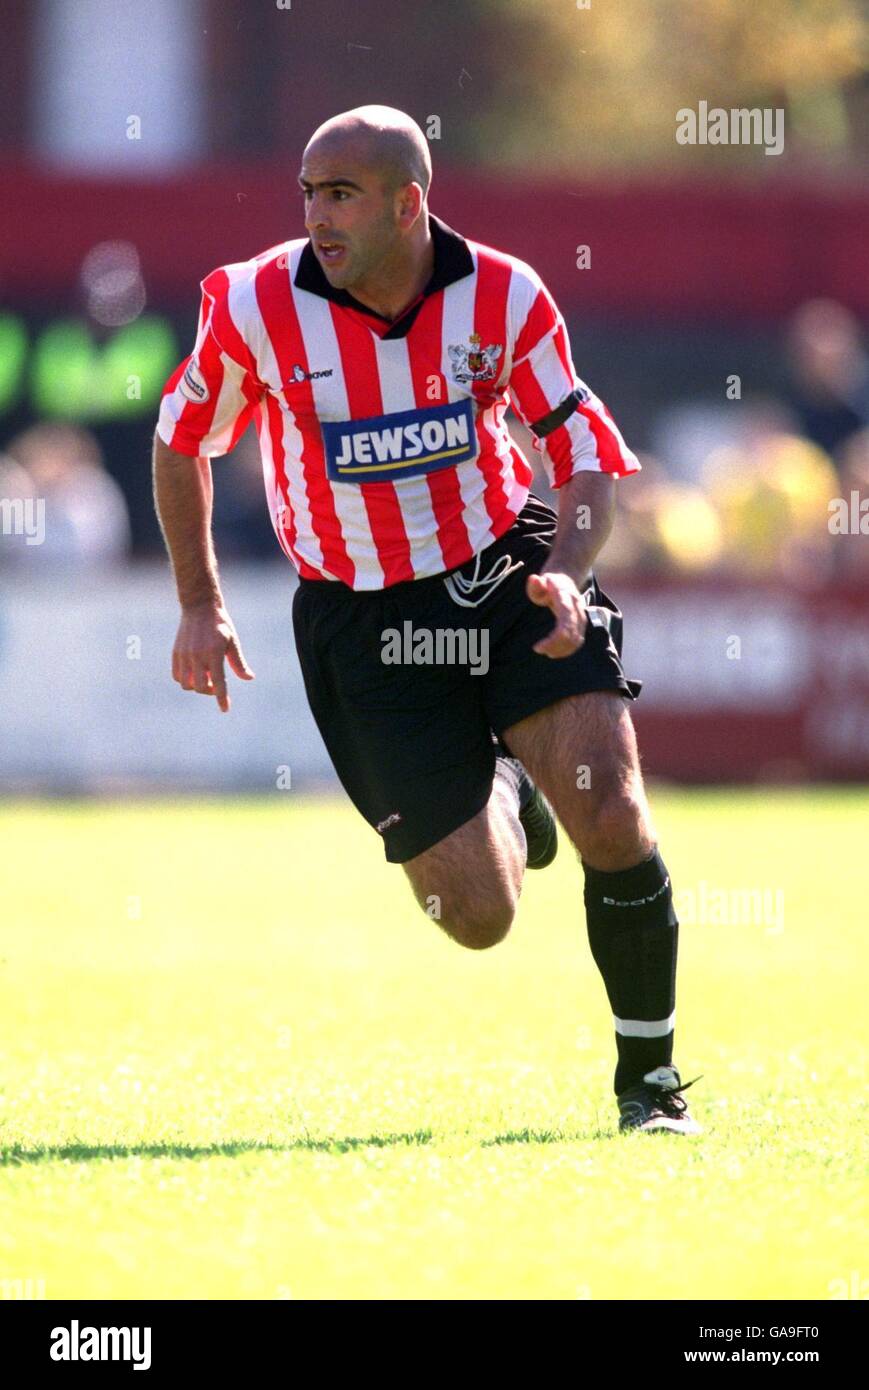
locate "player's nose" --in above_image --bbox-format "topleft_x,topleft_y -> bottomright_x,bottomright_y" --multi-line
304,195 -> 330,233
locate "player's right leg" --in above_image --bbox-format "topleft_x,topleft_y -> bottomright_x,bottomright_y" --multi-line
291,572 -> 535,945
401,769 -> 526,950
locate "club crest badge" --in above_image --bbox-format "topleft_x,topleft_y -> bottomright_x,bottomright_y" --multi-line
448,333 -> 503,384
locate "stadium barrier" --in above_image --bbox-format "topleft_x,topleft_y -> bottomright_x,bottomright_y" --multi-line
2,159 -> 867,320
621,578 -> 869,782
1,569 -> 867,790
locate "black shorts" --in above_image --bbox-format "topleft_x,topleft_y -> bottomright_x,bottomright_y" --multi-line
292,494 -> 641,863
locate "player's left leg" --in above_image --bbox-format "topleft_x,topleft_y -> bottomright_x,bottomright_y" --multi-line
502,690 -> 700,1133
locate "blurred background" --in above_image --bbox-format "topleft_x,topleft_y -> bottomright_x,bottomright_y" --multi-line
1,0 -> 867,790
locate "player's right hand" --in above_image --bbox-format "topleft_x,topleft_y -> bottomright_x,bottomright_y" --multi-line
172,602 -> 255,713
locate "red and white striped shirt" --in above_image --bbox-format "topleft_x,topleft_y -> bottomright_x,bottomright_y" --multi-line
158,214 -> 639,589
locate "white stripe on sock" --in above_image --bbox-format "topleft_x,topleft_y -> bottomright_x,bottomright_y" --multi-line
614,1011 -> 676,1038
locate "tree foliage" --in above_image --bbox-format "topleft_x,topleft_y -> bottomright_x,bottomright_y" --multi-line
471,0 -> 866,172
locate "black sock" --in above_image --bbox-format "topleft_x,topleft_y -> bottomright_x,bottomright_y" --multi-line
583,848 -> 678,1096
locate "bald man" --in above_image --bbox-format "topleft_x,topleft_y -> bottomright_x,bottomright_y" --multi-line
154,106 -> 701,1135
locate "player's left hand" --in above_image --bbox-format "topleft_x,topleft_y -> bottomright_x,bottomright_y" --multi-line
527,571 -> 588,658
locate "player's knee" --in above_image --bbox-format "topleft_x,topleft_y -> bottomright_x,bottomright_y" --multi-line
583,785 -> 652,869
439,895 -> 515,950
452,907 -> 514,950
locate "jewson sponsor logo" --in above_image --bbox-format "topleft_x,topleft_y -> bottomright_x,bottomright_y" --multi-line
322,399 -> 476,483
676,101 -> 784,156
381,621 -> 489,676
50,1320 -> 151,1370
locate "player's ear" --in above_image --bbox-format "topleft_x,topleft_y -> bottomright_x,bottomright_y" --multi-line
396,181 -> 423,228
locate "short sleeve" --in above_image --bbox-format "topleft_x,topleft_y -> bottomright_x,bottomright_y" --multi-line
156,268 -> 260,458
508,272 -> 640,488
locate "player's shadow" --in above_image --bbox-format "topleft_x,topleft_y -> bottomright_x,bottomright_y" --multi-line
482,1125 -> 610,1145
0,1130 -> 434,1166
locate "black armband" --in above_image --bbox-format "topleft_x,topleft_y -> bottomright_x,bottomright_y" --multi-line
529,387 -> 587,439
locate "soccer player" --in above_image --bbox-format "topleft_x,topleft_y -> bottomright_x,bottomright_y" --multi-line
153,106 -> 700,1135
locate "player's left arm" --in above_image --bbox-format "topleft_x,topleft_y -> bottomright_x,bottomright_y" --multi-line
507,268 -> 640,659
528,471 -> 615,658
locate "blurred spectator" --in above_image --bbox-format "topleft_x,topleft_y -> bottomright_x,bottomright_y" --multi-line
29,241 -> 177,557
704,434 -> 839,588
786,299 -> 869,461
649,397 -> 796,485
596,453 -> 723,577
2,423 -> 130,568
31,242 -> 177,425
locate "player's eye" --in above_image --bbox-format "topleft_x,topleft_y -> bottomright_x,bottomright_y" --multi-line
300,188 -> 350,201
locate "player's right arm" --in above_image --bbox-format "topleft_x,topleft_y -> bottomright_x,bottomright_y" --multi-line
154,265 -> 260,712
152,433 -> 253,714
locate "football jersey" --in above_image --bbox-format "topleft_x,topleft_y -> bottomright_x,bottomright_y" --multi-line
157,213 -> 640,589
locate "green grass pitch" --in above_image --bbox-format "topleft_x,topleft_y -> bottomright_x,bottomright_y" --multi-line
1,789 -> 866,1300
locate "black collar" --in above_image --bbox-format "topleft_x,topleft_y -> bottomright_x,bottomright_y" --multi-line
294,213 -> 473,340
